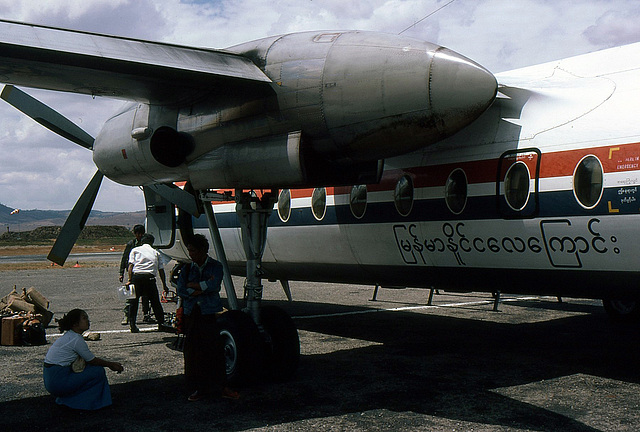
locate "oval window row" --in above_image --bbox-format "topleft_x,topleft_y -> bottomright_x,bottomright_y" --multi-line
499,154 -> 604,212
275,155 -> 605,222
276,179 -> 416,222
278,188 -> 328,222
445,155 -> 605,214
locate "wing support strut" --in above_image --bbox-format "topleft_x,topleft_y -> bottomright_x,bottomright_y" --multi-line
199,192 -> 239,311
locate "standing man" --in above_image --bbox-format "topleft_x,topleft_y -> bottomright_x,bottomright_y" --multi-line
119,224 -> 145,325
127,234 -> 172,333
176,234 -> 238,401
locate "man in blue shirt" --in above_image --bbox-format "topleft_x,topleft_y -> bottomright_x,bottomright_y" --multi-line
177,234 -> 239,401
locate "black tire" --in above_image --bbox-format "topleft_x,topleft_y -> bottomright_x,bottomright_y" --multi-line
217,310 -> 264,386
261,306 -> 300,381
602,299 -> 640,323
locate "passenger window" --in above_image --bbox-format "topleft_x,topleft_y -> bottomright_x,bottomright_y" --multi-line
504,162 -> 530,211
350,184 -> 367,219
277,189 -> 291,222
445,169 -> 467,215
573,155 -> 603,209
394,175 -> 414,216
311,187 -> 327,220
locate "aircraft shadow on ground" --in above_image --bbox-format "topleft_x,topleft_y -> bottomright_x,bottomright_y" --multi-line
491,297 -> 604,314
2,300 -> 637,431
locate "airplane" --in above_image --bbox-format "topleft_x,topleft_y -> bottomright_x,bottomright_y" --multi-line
0,19 -> 639,384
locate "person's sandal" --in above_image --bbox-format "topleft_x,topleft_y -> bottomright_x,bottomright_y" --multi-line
188,391 -> 204,401
221,387 -> 239,400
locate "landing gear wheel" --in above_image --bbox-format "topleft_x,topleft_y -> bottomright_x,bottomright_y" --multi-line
261,305 -> 300,381
602,299 -> 640,323
218,310 -> 264,385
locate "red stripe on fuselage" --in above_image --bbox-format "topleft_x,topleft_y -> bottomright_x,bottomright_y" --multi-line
338,142 -> 640,195
202,142 -> 640,201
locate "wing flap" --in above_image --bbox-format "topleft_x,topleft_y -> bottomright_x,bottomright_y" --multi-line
0,20 -> 271,104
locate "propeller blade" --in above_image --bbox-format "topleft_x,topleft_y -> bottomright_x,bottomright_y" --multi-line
48,171 -> 104,266
0,85 -> 94,149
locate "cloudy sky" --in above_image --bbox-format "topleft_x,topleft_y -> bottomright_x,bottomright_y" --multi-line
0,0 -> 639,212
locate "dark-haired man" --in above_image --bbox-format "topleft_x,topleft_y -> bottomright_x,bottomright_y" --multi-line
177,234 -> 238,401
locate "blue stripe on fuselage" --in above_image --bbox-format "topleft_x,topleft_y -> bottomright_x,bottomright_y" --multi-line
195,188 -> 627,229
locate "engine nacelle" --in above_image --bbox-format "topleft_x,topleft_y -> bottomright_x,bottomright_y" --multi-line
93,103 -> 381,188
188,131 -> 382,189
93,103 -> 191,186
93,31 -> 496,189
233,31 -> 497,162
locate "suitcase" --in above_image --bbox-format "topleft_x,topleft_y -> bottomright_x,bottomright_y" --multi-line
1,316 -> 26,346
25,287 -> 49,310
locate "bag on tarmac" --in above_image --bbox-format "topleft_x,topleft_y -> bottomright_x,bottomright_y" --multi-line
175,306 -> 184,334
20,318 -> 46,346
117,283 -> 136,301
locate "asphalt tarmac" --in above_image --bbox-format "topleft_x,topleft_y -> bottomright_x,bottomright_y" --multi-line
1,264 -> 639,431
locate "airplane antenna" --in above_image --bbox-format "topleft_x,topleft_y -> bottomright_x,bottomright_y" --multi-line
398,0 -> 456,35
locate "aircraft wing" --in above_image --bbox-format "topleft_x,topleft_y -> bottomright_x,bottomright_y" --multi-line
0,19 -> 271,104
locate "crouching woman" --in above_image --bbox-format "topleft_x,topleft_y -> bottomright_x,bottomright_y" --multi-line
43,309 -> 124,410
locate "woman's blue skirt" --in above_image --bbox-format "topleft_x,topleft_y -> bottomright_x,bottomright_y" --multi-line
43,364 -> 112,410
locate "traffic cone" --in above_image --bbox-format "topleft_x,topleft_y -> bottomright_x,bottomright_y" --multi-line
73,261 -> 81,268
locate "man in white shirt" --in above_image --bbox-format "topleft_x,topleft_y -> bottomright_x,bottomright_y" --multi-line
127,234 -> 172,333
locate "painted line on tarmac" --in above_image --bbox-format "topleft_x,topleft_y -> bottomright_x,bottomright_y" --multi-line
46,296 -> 552,336
47,326 -> 159,339
292,295 -> 550,319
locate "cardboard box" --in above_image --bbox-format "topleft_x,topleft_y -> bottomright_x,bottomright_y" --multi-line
1,316 -> 26,346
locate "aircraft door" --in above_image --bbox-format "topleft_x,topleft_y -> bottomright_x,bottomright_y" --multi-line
496,148 -> 540,218
143,186 -> 175,248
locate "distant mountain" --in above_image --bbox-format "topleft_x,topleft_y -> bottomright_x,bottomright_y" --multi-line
0,203 -> 145,231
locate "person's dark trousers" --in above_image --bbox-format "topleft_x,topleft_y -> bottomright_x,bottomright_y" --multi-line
124,297 -> 149,322
129,273 -> 165,326
142,296 -> 150,315
183,304 -> 226,395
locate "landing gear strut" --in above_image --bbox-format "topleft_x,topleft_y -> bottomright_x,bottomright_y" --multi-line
236,190 -> 277,325
199,189 -> 300,384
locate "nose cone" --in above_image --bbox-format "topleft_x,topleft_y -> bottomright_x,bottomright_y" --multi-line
429,47 -> 497,134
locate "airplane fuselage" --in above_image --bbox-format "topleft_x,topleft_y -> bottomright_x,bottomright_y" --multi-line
165,42 -> 640,301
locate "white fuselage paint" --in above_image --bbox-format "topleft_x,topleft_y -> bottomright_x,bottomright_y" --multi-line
164,42 -> 640,299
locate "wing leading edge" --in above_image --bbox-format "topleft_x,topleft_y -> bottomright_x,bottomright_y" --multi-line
0,19 -> 271,104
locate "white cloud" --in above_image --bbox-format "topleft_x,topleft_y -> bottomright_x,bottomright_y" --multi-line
0,0 -> 639,212
0,0 -> 167,39
584,7 -> 640,47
